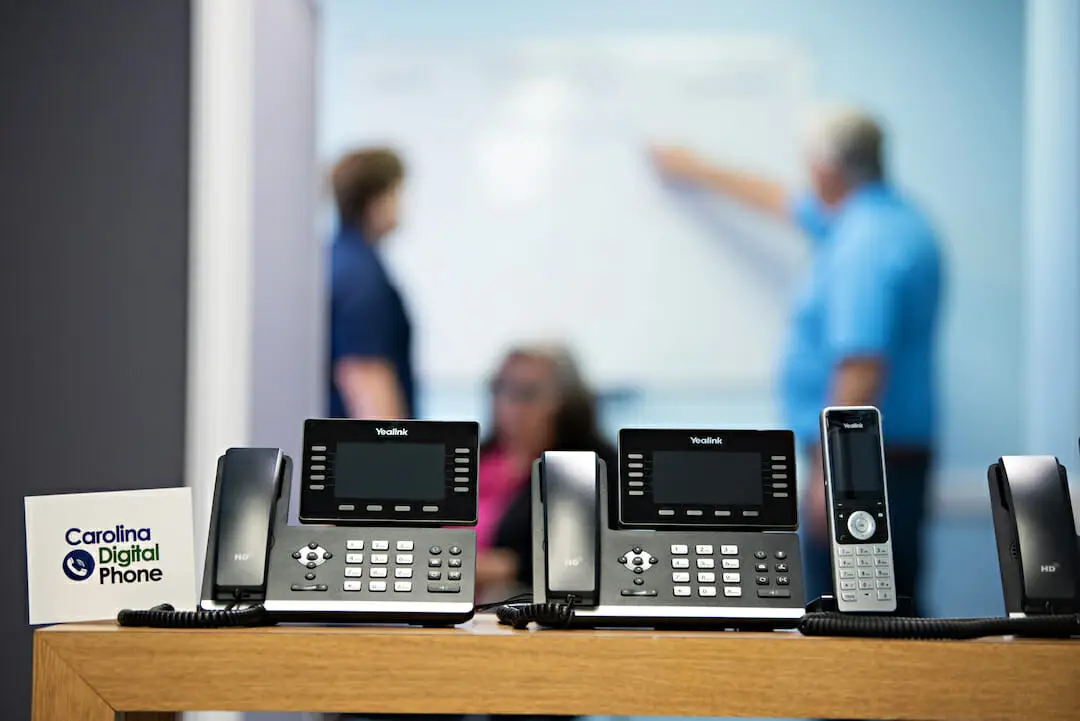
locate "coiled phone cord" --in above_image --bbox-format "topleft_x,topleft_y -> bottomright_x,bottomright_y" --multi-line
492,594 -> 1080,638
495,595 -> 579,629
117,601 -> 275,628
799,611 -> 1080,639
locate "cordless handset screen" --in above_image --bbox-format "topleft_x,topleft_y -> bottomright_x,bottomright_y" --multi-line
820,406 -> 897,613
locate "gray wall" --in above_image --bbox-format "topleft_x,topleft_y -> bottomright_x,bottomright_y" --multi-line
251,0 -> 324,523
0,1 -> 191,718
250,1 -> 322,720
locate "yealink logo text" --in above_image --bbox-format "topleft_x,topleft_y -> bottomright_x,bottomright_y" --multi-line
690,437 -> 722,445
376,428 -> 407,436
843,422 -> 864,429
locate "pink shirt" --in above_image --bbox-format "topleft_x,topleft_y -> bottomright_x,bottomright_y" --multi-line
476,448 -> 529,553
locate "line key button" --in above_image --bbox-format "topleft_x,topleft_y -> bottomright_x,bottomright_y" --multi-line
427,583 -> 461,594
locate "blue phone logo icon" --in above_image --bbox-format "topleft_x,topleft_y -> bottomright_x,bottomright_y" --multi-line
63,549 -> 95,582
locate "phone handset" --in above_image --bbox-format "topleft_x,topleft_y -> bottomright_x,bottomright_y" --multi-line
498,451 -> 602,628
989,454 -> 1080,615
116,447 -> 287,628
819,406 -> 898,614
540,451 -> 601,605
210,447 -> 285,602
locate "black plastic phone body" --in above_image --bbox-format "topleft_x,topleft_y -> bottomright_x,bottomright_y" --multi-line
199,447 -> 476,626
988,455 -> 1080,615
532,450 -> 804,629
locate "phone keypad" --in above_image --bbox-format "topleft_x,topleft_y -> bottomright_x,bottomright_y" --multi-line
293,537 -> 466,595
618,542 -> 795,602
836,543 -> 893,604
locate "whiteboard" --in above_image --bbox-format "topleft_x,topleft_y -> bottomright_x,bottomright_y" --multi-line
332,36 -> 815,387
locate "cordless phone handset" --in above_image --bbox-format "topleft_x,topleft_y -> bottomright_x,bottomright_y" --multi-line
820,406 -> 898,613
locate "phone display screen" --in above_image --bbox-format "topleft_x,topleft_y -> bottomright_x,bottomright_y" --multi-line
617,428 -> 797,529
333,442 -> 445,501
298,418 -> 479,525
652,451 -> 763,506
825,409 -> 886,501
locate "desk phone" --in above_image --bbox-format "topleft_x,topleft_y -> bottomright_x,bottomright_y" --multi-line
511,428 -> 806,629
122,419 -> 479,627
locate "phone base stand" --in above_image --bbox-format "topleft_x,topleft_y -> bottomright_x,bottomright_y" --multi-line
806,594 -> 916,616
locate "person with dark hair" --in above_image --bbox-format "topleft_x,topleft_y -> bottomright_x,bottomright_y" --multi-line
328,147 -> 415,420
475,342 -> 616,599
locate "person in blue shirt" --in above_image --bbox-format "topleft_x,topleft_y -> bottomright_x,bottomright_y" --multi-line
328,147 -> 416,420
651,106 -> 944,616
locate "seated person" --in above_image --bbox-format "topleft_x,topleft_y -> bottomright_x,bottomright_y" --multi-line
475,342 -> 617,598
332,344 -> 611,721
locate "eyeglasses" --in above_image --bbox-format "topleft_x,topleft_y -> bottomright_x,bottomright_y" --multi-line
490,378 -> 555,404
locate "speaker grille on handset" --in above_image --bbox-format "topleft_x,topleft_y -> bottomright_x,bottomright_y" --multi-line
1009,541 -> 1019,561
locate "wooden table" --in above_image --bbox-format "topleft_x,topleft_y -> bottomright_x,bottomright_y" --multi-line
32,615 -> 1080,720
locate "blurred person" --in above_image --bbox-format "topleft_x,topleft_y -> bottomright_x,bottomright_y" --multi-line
331,343 -> 611,721
326,148 -> 441,721
650,105 -> 944,617
328,147 -> 415,419
475,343 -> 617,599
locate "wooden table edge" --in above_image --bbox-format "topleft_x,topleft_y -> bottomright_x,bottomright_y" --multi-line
31,616 -> 1080,720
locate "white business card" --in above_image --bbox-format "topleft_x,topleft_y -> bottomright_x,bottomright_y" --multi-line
24,487 -> 197,625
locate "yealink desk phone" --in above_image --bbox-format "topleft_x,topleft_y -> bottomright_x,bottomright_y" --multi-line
121,419 -> 479,627
498,428 -> 807,629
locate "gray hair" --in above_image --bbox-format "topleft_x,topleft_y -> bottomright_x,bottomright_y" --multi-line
499,340 -> 588,397
804,105 -> 885,187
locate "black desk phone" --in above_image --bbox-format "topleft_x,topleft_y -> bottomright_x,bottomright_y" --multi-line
120,419 -> 479,627
988,453 -> 1080,616
500,428 -> 806,629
